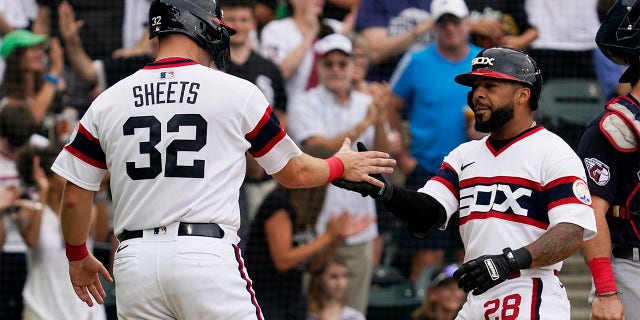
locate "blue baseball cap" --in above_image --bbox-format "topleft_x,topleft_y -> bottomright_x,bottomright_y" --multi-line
430,264 -> 460,288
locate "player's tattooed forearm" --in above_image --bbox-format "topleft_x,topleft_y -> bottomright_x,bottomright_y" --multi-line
527,223 -> 584,268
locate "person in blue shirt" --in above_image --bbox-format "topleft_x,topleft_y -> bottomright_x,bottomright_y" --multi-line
387,0 -> 482,282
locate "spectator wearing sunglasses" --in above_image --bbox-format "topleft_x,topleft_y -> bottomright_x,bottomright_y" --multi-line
386,0 -> 482,283
287,33 -> 392,314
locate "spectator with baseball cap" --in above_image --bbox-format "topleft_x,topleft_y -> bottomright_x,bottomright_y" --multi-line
288,33 -> 393,314
0,29 -> 64,125
386,0 -> 482,283
259,0 -> 343,102
411,264 -> 466,320
0,30 -> 47,59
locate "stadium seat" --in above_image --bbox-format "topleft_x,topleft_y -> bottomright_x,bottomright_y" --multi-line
535,78 -> 605,149
412,265 -> 438,300
367,265 -> 422,320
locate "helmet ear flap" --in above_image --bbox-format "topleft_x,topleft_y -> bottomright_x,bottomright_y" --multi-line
207,27 -> 231,70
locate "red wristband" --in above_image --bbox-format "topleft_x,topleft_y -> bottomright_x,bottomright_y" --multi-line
588,257 -> 617,294
325,157 -> 345,183
65,242 -> 89,262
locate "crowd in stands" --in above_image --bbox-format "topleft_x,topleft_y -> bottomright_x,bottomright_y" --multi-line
0,0 -> 606,319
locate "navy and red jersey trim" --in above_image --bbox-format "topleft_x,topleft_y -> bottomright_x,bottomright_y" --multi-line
461,176 -> 542,191
434,162 -> 459,198
246,106 -> 286,158
544,176 -> 590,211
459,211 -> 549,229
64,124 -> 107,169
458,176 -> 549,229
486,126 -> 544,156
143,57 -> 197,70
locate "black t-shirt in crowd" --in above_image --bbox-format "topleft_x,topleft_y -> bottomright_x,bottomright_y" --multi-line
465,0 -> 534,48
243,188 -> 312,320
225,51 -> 288,113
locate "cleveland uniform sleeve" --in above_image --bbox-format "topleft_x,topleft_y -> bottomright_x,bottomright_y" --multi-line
576,125 -> 618,202
51,108 -> 107,191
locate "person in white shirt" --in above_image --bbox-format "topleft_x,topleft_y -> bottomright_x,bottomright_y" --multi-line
288,34 -> 391,314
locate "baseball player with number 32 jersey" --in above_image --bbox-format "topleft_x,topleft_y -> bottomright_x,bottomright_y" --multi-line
49,1 -> 395,319
334,47 -> 597,319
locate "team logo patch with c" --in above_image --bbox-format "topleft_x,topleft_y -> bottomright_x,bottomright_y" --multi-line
584,158 -> 610,186
572,179 -> 592,205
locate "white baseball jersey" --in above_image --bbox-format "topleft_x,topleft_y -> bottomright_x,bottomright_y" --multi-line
51,57 -> 301,238
421,126 -> 597,271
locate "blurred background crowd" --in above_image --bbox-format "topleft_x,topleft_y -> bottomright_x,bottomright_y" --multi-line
0,0 -> 613,319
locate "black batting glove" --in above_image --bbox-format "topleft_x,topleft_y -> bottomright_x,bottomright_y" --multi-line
453,247 -> 532,295
332,142 -> 394,202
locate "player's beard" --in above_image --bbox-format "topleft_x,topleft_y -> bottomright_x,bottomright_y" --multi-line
474,101 -> 515,133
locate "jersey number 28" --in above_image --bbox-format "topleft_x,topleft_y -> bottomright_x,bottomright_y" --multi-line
123,114 -> 207,180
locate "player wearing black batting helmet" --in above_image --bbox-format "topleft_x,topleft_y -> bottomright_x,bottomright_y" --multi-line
596,0 -> 640,83
332,44 -> 597,318
578,0 -> 640,319
149,0 -> 236,69
455,47 -> 542,110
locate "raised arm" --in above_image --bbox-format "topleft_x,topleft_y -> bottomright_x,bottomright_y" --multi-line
58,1 -> 98,84
271,138 -> 395,189
360,19 -> 432,65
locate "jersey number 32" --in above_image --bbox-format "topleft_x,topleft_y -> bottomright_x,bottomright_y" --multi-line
124,114 -> 207,180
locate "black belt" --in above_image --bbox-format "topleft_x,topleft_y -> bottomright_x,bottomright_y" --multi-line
612,246 -> 640,262
117,222 -> 225,242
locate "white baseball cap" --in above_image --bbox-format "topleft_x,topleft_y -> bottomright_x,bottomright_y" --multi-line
430,0 -> 469,22
314,34 -> 353,56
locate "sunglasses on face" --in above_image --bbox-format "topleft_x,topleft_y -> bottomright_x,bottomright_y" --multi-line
436,15 -> 462,28
321,59 -> 351,69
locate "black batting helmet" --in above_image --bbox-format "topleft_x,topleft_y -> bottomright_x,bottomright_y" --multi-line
596,0 -> 640,83
149,0 -> 236,69
455,47 -> 543,110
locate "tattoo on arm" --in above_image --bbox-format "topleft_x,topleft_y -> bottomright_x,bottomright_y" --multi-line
526,222 -> 584,268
